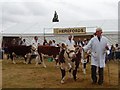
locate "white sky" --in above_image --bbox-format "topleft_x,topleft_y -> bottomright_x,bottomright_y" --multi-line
0,0 -> 119,33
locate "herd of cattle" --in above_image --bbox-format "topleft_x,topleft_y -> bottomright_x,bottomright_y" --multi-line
4,45 -> 87,84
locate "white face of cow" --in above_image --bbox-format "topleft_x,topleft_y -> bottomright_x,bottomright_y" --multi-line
68,51 -> 76,58
66,46 -> 76,59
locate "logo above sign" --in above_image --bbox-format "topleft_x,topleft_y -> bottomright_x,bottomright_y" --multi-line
54,27 -> 86,34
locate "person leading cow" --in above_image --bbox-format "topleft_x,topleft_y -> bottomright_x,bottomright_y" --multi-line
82,27 -> 110,85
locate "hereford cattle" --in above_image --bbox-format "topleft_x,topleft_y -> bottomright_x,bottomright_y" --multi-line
28,45 -> 60,68
58,46 -> 82,84
6,45 -> 32,64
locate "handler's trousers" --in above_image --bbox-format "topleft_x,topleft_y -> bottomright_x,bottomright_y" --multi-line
91,65 -> 104,85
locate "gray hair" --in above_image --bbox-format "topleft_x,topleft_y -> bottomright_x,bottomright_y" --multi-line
96,27 -> 102,32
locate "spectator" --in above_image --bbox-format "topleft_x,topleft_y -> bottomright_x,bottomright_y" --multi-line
65,35 -> 75,50
77,38 -> 84,47
43,39 -> 48,45
31,36 -> 40,50
52,40 -> 58,47
114,43 -> 120,60
21,39 -> 27,46
48,40 -> 53,46
11,38 -> 16,46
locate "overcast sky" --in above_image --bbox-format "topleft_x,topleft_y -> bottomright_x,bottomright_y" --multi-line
0,0 -> 119,33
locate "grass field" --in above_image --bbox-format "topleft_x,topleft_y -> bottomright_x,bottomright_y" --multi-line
2,58 -> 119,88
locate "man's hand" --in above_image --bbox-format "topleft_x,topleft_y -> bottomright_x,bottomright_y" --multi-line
105,46 -> 109,50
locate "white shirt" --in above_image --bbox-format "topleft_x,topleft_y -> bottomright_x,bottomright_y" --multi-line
31,39 -> 39,49
65,39 -> 75,50
21,41 -> 26,45
51,43 -> 58,47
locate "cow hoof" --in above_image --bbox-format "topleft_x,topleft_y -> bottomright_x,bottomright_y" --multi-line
74,78 -> 77,81
23,61 -> 27,64
43,66 -> 46,68
13,62 -> 16,64
38,62 -> 41,64
61,80 -> 64,84
28,62 -> 31,64
55,65 -> 59,68
69,74 -> 73,78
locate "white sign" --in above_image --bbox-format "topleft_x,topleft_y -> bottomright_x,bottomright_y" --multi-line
54,27 -> 86,34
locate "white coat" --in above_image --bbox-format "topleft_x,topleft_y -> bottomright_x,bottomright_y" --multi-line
65,40 -> 75,50
31,39 -> 39,49
83,36 -> 110,68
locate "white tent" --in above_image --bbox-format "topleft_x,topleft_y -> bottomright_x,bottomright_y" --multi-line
0,32 -> 2,49
2,19 -> 118,35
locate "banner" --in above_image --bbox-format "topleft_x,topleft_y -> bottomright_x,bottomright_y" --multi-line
54,27 -> 86,34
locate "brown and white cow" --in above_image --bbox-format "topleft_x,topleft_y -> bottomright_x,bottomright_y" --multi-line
58,45 -> 82,83
28,45 -> 60,68
5,45 -> 32,64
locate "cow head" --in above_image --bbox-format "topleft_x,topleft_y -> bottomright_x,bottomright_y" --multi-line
31,44 -> 37,52
66,46 -> 76,59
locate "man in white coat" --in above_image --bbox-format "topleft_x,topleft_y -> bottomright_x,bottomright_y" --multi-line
31,36 -> 40,50
65,35 -> 75,50
28,36 -> 40,64
82,28 -> 110,85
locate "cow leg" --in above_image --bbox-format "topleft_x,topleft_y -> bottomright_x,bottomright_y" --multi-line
73,61 -> 79,81
39,54 -> 46,68
26,53 -> 32,64
9,53 -> 13,60
55,58 -> 59,68
35,55 -> 42,66
69,68 -> 73,78
10,53 -> 16,64
13,55 -> 16,64
68,62 -> 75,79
28,55 -> 32,64
12,59 -> 16,64
60,63 -> 66,84
23,55 -> 27,64
82,62 -> 87,74
73,65 -> 78,81
60,69 -> 66,84
7,54 -> 10,60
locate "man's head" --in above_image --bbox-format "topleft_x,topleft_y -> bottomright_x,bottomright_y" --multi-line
34,36 -> 38,41
95,27 -> 103,37
23,39 -> 26,42
53,40 -> 55,43
68,35 -> 72,40
78,38 -> 81,41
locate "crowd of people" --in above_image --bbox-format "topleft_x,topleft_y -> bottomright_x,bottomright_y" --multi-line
107,43 -> 120,60
9,30 -> 120,61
